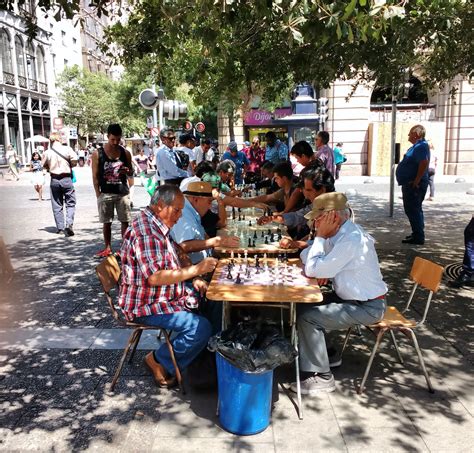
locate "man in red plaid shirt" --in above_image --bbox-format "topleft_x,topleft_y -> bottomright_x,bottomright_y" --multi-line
119,184 -> 217,387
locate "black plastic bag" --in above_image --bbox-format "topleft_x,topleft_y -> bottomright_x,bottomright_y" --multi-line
208,321 -> 297,372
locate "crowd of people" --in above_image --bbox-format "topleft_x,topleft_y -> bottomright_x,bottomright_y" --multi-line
7,121 -> 472,398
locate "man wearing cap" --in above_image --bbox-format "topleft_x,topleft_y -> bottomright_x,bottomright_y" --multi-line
171,181 -> 240,264
155,127 -> 189,185
291,192 -> 387,395
119,184 -> 218,387
222,141 -> 250,185
42,132 -> 78,236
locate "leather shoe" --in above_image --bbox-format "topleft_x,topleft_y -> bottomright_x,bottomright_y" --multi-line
144,352 -> 177,388
448,272 -> 474,288
64,226 -> 74,237
402,237 -> 425,245
405,234 -> 413,239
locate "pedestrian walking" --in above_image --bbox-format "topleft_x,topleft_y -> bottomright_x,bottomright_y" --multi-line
6,145 -> 20,181
333,142 -> 347,180
30,151 -> 45,201
41,133 -> 78,236
91,124 -> 133,257
395,124 -> 430,245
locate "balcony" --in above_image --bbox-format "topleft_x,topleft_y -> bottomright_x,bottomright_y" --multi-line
3,71 -> 15,86
18,76 -> 27,88
28,79 -> 38,91
39,82 -> 48,94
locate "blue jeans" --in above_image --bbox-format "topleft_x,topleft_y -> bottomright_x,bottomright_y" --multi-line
463,217 -> 474,274
50,177 -> 76,230
135,311 -> 211,375
401,181 -> 428,241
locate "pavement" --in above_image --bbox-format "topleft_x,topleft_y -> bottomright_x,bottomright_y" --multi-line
0,166 -> 473,452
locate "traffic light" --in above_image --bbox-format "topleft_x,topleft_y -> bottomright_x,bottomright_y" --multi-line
318,97 -> 329,124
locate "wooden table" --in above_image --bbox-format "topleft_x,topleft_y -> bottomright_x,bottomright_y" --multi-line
207,257 -> 323,420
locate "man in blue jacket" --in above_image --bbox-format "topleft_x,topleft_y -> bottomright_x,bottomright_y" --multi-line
396,125 -> 430,245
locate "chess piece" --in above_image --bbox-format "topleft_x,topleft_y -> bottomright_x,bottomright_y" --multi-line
264,237 -> 269,245
270,233 -> 275,242
226,265 -> 233,280
253,231 -> 257,239
238,213 -> 241,221
243,214 -> 246,220
255,255 -> 260,268
248,220 -> 252,226
235,273 -> 242,284
261,231 -> 264,238
267,229 -> 271,235
248,237 -> 252,247
277,227 -> 282,234
246,267 -> 251,278
283,252 -> 288,262
232,207 -> 236,220
277,232 -> 282,241
252,239 -> 256,247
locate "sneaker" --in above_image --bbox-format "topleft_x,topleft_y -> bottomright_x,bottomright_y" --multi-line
290,374 -> 336,395
95,248 -> 112,258
64,226 -> 75,237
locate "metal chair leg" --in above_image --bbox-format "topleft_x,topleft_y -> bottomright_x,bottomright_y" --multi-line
389,329 -> 404,364
355,325 -> 362,337
358,328 -> 387,394
407,329 -> 434,393
162,330 -> 185,394
110,329 -> 139,392
340,327 -> 353,357
128,329 -> 143,364
291,313 -> 303,420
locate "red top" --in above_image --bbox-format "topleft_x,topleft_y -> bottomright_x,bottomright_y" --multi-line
243,145 -> 265,173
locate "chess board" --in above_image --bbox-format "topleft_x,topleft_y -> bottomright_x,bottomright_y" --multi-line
217,260 -> 308,286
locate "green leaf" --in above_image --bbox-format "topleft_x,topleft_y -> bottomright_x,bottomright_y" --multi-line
342,0 -> 357,21
359,0 -> 367,6
347,24 -> 354,43
336,22 -> 342,40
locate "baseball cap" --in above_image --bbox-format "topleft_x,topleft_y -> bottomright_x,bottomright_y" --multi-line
227,140 -> 238,152
304,192 -> 349,220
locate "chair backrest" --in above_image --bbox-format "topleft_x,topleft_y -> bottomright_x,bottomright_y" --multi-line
96,255 -> 122,322
410,256 -> 444,292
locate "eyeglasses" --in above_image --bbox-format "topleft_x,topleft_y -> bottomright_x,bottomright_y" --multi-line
165,136 -> 176,141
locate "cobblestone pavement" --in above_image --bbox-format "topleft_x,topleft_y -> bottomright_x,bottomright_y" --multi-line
0,167 -> 473,452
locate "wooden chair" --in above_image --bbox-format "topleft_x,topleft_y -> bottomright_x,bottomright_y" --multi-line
340,256 -> 444,394
95,255 -> 183,392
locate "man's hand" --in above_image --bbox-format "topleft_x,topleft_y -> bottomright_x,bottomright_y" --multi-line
279,237 -> 294,249
315,211 -> 341,239
119,166 -> 132,177
192,277 -> 209,296
409,180 -> 420,189
257,215 -> 272,225
317,278 -> 329,286
254,202 -> 269,211
215,235 -> 240,248
212,188 -> 221,199
195,257 -> 218,275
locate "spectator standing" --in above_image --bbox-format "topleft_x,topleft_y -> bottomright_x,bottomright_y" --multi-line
41,133 -> 78,236
265,131 -> 288,164
177,133 -> 197,175
30,151 -> 45,201
243,137 -> 265,183
155,127 -> 189,185
194,139 -> 212,166
333,142 -> 346,180
395,124 -> 430,245
315,131 -> 335,177
91,124 -> 133,257
221,141 -> 250,185
427,141 -> 437,201
6,144 -> 20,181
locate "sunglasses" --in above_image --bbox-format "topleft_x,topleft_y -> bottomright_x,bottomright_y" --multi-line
164,136 -> 176,140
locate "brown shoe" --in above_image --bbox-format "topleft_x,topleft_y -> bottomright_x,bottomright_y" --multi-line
144,352 -> 177,388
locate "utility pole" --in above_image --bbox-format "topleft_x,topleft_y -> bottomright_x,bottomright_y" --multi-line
389,89 -> 397,217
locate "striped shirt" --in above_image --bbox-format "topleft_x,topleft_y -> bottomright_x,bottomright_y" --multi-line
118,207 -> 196,320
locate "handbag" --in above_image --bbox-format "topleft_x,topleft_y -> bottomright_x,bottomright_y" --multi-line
71,169 -> 77,183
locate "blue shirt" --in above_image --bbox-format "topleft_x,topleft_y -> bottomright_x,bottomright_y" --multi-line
155,144 -> 189,181
396,139 -> 430,186
171,199 -> 210,264
221,151 -> 250,184
265,140 -> 288,164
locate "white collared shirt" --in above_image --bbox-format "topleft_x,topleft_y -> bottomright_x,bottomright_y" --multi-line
300,220 -> 387,301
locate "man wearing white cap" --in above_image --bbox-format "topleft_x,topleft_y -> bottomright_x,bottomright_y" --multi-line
292,192 -> 387,395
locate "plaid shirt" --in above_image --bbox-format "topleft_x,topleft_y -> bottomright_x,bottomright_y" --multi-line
118,207 -> 196,320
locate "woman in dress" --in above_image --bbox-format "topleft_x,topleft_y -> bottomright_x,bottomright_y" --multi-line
30,151 -> 45,200
6,144 -> 20,181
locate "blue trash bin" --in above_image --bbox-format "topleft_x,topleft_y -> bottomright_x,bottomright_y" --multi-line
216,352 -> 273,435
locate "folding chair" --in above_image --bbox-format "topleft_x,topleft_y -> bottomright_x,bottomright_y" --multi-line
95,255 -> 183,392
340,256 -> 444,394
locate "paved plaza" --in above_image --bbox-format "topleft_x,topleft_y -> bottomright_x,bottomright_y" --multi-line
0,166 -> 473,452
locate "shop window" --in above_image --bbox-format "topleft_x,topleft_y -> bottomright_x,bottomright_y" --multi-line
1,30 -> 13,75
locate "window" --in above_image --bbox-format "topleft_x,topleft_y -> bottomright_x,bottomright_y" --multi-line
36,46 -> 46,83
1,30 -> 13,74
15,36 -> 26,79
26,43 -> 36,81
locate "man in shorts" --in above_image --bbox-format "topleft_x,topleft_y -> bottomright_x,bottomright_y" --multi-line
91,123 -> 133,257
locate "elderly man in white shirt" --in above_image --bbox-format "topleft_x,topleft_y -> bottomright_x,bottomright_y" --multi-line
292,192 -> 387,395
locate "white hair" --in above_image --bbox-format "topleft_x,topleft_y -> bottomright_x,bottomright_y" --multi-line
412,125 -> 426,138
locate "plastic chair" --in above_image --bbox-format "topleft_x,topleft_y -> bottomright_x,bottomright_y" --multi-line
95,255 -> 183,392
340,256 -> 444,394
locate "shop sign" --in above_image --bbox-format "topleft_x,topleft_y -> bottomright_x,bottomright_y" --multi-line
244,108 -> 292,126
53,117 -> 63,130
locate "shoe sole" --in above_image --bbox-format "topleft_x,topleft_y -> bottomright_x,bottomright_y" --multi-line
290,384 -> 336,395
329,359 -> 342,368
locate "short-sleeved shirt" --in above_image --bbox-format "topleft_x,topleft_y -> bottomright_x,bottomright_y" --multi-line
118,207 -> 196,320
396,139 -> 430,186
265,140 -> 288,164
315,144 -> 335,177
243,146 -> 265,173
155,144 -> 189,181
221,151 -> 250,184
42,144 -> 78,176
171,199 -> 211,264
